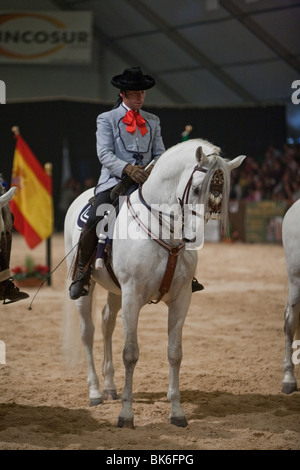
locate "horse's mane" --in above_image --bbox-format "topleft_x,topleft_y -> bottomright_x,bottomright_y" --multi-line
198,154 -> 231,234
155,138 -> 221,167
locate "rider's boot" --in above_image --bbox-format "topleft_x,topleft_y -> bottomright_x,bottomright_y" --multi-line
192,277 -> 204,293
69,225 -> 98,300
0,231 -> 29,304
0,277 -> 29,304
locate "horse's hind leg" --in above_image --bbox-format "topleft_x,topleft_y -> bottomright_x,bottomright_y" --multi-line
102,292 -> 121,400
167,292 -> 191,427
76,281 -> 102,406
282,297 -> 300,394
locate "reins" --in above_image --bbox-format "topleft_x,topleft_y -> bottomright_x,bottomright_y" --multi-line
126,162 -> 211,304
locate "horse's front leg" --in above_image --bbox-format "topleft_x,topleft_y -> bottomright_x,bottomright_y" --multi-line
117,293 -> 141,429
282,300 -> 300,394
102,292 -> 121,400
76,281 -> 102,406
167,291 -> 191,427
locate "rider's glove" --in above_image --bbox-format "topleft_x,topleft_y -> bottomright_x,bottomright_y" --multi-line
123,164 -> 149,184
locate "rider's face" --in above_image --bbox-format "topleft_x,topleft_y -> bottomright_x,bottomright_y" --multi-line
121,90 -> 146,111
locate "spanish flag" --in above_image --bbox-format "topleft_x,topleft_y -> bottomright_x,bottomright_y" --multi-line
10,128 -> 53,249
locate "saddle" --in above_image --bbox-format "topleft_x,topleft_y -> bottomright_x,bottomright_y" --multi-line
76,198 -> 120,281
76,191 -> 183,303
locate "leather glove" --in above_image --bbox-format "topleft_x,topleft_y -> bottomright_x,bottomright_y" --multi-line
123,164 -> 149,184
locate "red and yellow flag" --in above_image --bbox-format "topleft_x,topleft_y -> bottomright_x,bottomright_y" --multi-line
10,129 -> 53,249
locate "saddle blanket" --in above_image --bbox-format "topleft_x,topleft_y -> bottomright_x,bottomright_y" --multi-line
76,202 -> 91,231
76,201 -> 117,270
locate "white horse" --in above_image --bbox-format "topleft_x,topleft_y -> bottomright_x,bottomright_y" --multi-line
281,199 -> 300,394
63,138 -> 245,428
0,184 -> 15,235
0,178 -> 16,285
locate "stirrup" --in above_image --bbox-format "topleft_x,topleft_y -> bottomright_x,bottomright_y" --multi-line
192,277 -> 204,293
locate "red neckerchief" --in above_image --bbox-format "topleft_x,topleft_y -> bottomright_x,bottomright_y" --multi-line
122,110 -> 148,136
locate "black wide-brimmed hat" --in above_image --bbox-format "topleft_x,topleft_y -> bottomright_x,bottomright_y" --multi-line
111,67 -> 155,91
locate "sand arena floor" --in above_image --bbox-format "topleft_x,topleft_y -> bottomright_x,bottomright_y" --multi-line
0,233 -> 299,450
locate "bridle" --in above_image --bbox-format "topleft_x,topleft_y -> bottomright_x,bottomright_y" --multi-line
178,164 -> 208,211
126,159 -> 217,303
127,158 -> 221,246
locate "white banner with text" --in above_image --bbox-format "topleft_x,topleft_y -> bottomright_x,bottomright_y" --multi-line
0,11 -> 92,64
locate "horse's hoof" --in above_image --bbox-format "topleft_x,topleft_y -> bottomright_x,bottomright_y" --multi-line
170,416 -> 188,427
281,382 -> 297,394
89,397 -> 103,407
103,389 -> 119,401
117,416 -> 135,429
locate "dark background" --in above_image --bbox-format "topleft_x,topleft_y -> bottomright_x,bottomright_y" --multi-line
0,100 -> 286,227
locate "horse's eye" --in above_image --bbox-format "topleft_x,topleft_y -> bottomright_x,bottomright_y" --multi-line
193,187 -> 200,195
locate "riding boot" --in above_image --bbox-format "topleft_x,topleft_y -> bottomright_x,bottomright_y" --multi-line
192,277 -> 204,293
0,231 -> 29,304
69,225 -> 98,300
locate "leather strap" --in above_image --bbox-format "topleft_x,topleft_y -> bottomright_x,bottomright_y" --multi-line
104,246 -> 121,289
150,247 -> 180,304
127,195 -> 184,303
103,155 -> 219,301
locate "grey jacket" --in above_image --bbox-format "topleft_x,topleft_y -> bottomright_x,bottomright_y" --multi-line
95,103 -> 165,193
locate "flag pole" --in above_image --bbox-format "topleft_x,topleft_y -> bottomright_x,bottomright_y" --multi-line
44,162 -> 52,286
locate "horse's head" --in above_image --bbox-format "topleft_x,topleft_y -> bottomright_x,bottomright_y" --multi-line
182,145 -> 246,241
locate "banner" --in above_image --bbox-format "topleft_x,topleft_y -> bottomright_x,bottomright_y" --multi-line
10,130 -> 53,249
0,11 -> 92,64
245,201 -> 286,243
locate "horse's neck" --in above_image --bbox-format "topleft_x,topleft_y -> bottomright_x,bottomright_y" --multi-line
142,155 -> 189,206
131,157 -> 189,245
142,178 -> 177,206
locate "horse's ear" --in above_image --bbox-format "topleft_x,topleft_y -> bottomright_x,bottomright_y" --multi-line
228,155 -> 246,171
0,186 -> 16,208
196,146 -> 208,166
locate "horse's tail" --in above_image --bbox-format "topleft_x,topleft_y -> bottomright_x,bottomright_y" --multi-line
61,203 -> 85,370
61,280 -> 85,370
61,187 -> 97,370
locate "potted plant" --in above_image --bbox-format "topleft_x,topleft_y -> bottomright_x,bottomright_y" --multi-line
11,255 -> 49,288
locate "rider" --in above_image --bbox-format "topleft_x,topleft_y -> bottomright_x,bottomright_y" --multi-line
0,178 -> 29,304
69,66 -> 203,300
